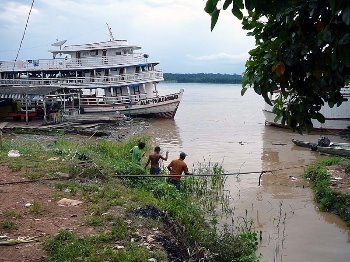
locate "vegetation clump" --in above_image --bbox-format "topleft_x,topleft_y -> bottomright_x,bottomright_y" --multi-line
0,134 -> 258,261
304,157 -> 350,226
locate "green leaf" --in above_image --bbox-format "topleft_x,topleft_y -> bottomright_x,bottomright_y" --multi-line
204,0 -> 219,14
321,29 -> 332,42
315,112 -> 325,123
262,92 -> 272,105
339,33 -> 350,45
211,9 -> 220,31
241,87 -> 248,96
232,6 -> 243,20
342,6 -> 350,25
233,0 -> 244,9
223,0 -> 233,10
244,0 -> 255,11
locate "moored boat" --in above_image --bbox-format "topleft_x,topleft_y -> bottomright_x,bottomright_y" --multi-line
0,34 -> 183,120
264,89 -> 350,130
292,138 -> 350,156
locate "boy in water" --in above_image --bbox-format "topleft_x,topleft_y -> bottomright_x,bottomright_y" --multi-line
145,146 -> 168,175
130,141 -> 146,165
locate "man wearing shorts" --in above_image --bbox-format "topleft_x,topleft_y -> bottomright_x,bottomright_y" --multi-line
145,146 -> 168,175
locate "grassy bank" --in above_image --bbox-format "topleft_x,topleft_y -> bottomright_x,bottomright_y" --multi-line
304,157 -> 350,226
0,134 -> 258,261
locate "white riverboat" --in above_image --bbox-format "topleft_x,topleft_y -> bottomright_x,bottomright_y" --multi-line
263,88 -> 350,130
0,37 -> 183,120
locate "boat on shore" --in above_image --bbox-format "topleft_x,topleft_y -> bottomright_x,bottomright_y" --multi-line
292,138 -> 350,156
263,89 -> 350,130
0,35 -> 183,121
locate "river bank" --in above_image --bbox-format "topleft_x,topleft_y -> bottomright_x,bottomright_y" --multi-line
305,157 -> 350,226
0,134 -> 258,261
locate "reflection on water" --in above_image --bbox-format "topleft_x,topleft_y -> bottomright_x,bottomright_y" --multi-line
146,83 -> 350,262
146,119 -> 182,153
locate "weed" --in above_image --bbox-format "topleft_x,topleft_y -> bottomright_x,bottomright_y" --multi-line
345,164 -> 350,174
85,216 -> 104,227
30,200 -> 43,215
2,210 -> 22,219
0,220 -> 17,230
45,229 -> 165,262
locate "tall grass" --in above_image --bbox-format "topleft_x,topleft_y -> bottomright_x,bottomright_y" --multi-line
0,135 -> 258,261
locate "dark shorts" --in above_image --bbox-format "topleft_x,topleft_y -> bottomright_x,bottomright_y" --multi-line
150,167 -> 161,175
167,178 -> 180,190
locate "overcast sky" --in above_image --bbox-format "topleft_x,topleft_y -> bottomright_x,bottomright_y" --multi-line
0,0 -> 255,74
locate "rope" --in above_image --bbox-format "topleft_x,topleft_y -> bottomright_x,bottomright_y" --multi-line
0,176 -> 69,186
13,0 -> 35,71
0,164 -> 309,187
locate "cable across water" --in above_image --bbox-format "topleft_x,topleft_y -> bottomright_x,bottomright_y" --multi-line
0,164 -> 309,187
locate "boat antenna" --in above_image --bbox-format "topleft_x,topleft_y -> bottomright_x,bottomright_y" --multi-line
51,39 -> 67,50
106,22 -> 115,41
13,0 -> 35,72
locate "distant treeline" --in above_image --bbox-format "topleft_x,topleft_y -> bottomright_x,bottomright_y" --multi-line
163,73 -> 243,84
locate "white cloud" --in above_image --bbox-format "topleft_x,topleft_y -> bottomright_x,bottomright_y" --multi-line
187,52 -> 249,63
0,1 -> 39,25
0,0 -> 254,73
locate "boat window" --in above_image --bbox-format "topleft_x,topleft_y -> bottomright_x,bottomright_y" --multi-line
115,87 -> 123,95
116,51 -> 121,55
132,86 -> 140,95
90,50 -> 98,56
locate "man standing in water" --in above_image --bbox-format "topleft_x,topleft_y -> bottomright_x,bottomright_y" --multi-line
130,141 -> 146,165
167,152 -> 192,190
145,146 -> 169,175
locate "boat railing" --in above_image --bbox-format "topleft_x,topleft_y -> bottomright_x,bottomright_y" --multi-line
0,71 -> 164,87
0,54 -> 148,72
80,93 -> 149,106
79,91 -> 182,107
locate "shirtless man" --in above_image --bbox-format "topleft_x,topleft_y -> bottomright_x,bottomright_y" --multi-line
145,146 -> 169,175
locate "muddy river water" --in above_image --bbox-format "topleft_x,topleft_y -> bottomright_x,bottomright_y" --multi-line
146,83 -> 350,262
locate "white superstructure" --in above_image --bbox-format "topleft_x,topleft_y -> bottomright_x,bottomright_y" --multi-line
0,38 -> 183,119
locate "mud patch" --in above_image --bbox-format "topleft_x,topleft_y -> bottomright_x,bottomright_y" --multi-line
0,166 -> 92,262
133,205 -> 189,261
327,165 -> 350,194
134,205 -> 163,219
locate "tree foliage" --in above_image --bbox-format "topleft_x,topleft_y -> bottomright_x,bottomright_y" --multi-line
205,0 -> 350,131
164,73 -> 242,84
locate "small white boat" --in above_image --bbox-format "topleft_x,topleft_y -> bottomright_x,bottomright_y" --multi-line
0,32 -> 183,119
263,89 -> 350,130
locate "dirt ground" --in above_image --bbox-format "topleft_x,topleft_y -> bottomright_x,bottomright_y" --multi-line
0,166 -> 93,262
327,164 -> 350,194
0,165 -> 189,262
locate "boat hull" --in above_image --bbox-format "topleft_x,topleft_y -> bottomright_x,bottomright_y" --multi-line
317,146 -> 350,157
82,89 -> 183,119
263,88 -> 350,131
292,138 -> 350,156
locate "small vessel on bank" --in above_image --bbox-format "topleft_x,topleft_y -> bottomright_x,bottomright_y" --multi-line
292,138 -> 350,156
263,89 -> 350,130
0,35 -> 183,121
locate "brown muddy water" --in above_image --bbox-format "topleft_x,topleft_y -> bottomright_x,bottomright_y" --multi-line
146,83 -> 350,262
